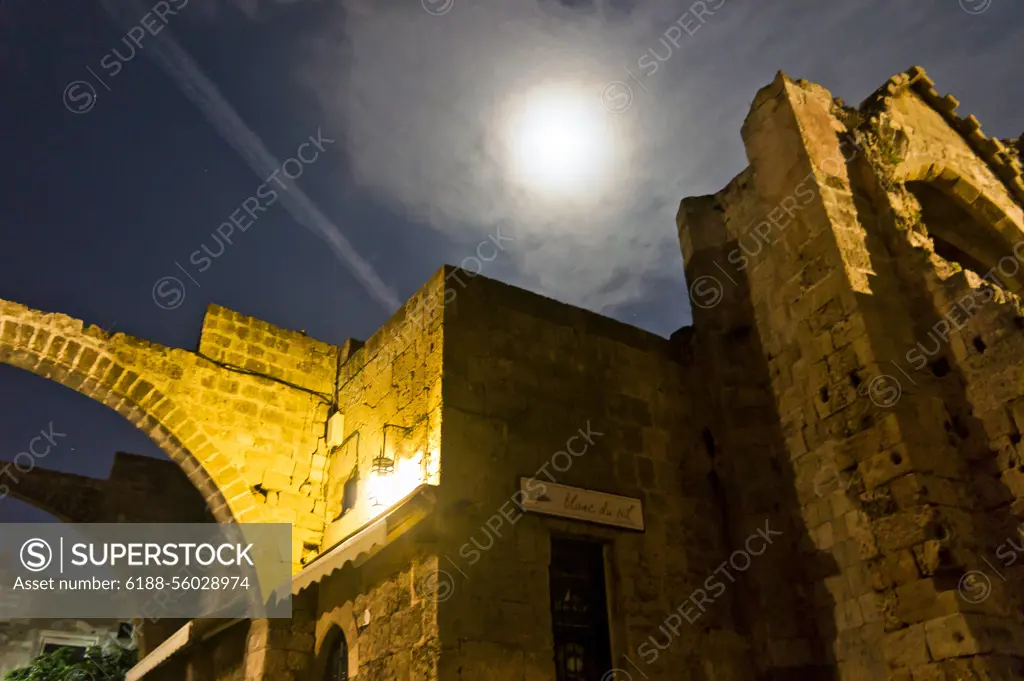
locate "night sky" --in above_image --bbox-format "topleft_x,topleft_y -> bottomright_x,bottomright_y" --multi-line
0,0 -> 1021,521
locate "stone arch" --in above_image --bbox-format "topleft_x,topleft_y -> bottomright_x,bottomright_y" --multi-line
318,624 -> 351,681
313,622 -> 354,681
0,301 -> 257,524
314,599 -> 359,681
897,162 -> 1024,292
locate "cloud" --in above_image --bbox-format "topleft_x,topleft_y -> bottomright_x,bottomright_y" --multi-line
268,0 -> 1024,316
294,0 -> 736,313
99,0 -> 403,312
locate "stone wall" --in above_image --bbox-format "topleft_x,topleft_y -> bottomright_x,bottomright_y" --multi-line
680,164 -> 840,676
312,541 -> 441,681
678,68 -> 1024,680
433,273 -> 754,681
198,304 -> 338,397
0,451 -> 211,523
0,299 -> 337,565
146,620 -> 250,681
323,267 -> 445,551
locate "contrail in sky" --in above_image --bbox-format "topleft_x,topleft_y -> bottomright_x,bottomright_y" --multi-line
98,0 -> 402,312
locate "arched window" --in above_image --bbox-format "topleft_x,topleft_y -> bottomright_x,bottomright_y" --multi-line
323,631 -> 349,681
906,180 -> 1024,293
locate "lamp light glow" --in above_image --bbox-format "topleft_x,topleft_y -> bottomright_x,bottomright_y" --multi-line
367,451 -> 424,511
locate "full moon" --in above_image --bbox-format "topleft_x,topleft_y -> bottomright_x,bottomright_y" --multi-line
503,84 -> 618,201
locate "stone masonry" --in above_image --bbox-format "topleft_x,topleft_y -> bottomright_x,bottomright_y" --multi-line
0,66 -> 1021,681
0,301 -> 336,567
680,67 -> 1024,679
0,451 -> 211,523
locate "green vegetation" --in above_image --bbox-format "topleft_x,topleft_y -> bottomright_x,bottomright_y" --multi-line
3,643 -> 136,681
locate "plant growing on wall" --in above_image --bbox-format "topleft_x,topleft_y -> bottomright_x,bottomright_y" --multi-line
3,643 -> 136,681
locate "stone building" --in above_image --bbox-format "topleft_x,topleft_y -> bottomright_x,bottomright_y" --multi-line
0,453 -> 208,675
0,66 -> 1021,680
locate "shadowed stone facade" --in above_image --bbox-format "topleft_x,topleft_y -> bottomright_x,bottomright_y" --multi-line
680,67 -> 1024,679
0,451 -> 212,523
0,66 -> 1022,680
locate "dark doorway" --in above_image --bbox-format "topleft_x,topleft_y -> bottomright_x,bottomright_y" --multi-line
549,537 -> 612,681
323,630 -> 349,681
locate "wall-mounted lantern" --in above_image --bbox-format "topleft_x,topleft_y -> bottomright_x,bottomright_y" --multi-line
368,424 -> 411,508
368,454 -> 394,508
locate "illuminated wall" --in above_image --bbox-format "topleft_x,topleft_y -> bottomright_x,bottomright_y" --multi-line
322,269 -> 446,549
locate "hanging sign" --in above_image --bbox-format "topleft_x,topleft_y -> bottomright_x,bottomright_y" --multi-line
518,478 -> 644,531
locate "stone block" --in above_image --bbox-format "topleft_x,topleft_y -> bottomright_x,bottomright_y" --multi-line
894,580 -> 962,625
872,508 -> 936,553
881,624 -> 930,668
296,512 -> 325,532
867,550 -> 920,590
261,470 -> 292,491
860,447 -> 911,491
924,613 -> 986,660
278,491 -> 314,513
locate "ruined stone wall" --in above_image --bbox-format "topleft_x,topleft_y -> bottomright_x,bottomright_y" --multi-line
679,68 -> 1024,680
0,452 -> 212,523
877,79 -> 1024,526
104,453 -> 213,522
433,273 -> 753,681
852,73 -> 1024,677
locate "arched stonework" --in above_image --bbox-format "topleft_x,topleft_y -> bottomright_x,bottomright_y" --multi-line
313,624 -> 353,681
0,297 -> 340,542
314,602 -> 359,681
885,69 -> 1024,250
0,308 -> 249,523
899,169 -> 1024,292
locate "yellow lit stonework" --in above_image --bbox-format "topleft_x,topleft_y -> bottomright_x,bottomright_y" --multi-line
366,450 -> 424,516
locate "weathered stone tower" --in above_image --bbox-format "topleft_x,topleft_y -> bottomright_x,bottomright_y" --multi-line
678,66 -> 1024,679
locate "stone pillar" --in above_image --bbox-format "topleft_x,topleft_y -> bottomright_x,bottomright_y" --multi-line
244,589 -> 317,681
